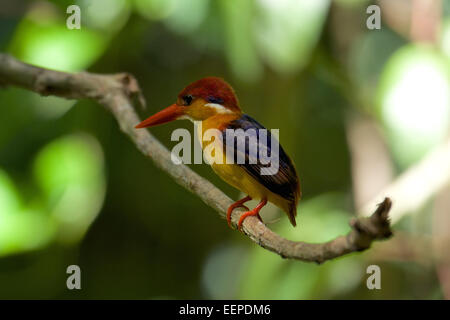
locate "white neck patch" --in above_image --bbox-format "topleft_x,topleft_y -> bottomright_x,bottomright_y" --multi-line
204,103 -> 233,114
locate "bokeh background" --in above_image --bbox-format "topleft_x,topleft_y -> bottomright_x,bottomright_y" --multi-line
1,0 -> 450,299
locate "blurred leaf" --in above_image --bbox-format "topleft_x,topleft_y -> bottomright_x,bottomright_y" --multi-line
0,170 -> 55,256
33,134 -> 106,243
0,169 -> 21,215
29,95 -> 75,120
334,0 -> 369,7
8,4 -> 108,71
442,18 -> 450,59
321,256 -> 363,297
219,0 -> 263,82
81,0 -> 131,32
278,193 -> 351,243
0,134 -> 106,256
349,28 -> 406,107
0,208 -> 55,257
254,0 -> 330,74
239,193 -> 352,299
377,45 -> 450,168
134,0 -> 209,36
133,0 -> 176,20
201,244 -> 248,299
164,0 -> 210,35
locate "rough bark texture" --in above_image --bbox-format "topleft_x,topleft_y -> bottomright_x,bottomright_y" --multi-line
0,53 -> 393,263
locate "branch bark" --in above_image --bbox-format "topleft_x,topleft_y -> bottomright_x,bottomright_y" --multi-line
0,53 -> 393,263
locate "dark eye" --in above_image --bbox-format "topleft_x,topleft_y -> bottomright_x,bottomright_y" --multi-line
182,95 -> 193,106
207,96 -> 224,104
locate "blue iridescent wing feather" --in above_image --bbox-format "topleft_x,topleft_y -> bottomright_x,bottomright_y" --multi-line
222,114 -> 300,204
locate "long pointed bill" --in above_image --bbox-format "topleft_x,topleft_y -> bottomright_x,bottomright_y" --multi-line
135,104 -> 184,128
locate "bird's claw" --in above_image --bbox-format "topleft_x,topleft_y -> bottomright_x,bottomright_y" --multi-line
227,204 -> 250,229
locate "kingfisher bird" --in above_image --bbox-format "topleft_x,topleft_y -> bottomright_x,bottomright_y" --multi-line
136,77 -> 301,230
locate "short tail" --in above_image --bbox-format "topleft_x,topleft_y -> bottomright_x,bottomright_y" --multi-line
287,181 -> 301,227
287,202 -> 297,227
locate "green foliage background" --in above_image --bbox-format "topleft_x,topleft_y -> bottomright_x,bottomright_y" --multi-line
0,0 -> 449,299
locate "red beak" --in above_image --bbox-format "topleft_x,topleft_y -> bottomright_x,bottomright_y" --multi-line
135,104 -> 184,128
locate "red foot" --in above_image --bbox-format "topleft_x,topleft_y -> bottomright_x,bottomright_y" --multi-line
227,196 -> 252,228
237,198 -> 267,231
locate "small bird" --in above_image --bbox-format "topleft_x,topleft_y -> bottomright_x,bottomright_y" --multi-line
136,77 -> 301,230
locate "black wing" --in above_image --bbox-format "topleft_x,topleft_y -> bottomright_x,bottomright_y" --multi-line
222,114 -> 300,206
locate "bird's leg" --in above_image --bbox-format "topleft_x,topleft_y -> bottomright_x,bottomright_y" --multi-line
227,196 -> 252,228
237,198 -> 268,231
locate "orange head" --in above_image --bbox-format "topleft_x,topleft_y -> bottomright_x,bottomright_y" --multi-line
135,77 -> 241,128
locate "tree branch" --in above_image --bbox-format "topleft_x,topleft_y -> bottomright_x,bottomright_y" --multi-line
0,53 -> 393,263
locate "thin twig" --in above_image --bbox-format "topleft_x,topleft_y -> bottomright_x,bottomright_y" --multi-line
0,54 -> 393,263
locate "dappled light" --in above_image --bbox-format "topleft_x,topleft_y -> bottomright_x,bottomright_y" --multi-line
0,0 -> 449,300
